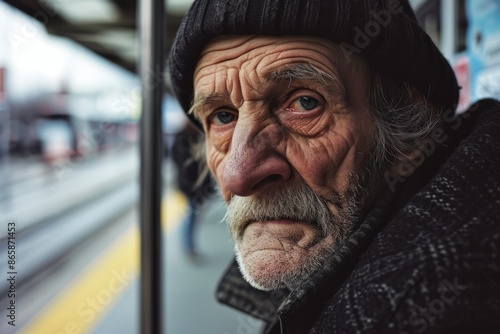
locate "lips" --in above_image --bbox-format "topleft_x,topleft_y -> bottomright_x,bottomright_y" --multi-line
263,219 -> 298,224
225,177 -> 335,243
239,218 -> 292,237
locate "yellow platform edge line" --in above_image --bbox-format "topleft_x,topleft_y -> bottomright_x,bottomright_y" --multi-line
163,191 -> 188,233
19,191 -> 187,334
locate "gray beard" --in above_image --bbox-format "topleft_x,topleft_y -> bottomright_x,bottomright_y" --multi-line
223,158 -> 381,291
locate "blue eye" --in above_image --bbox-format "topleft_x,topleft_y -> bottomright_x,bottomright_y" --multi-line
298,96 -> 319,110
212,111 -> 236,125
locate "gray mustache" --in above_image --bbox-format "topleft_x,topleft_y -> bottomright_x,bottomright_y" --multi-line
224,178 -> 335,240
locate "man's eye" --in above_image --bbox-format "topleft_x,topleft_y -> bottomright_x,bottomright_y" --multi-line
211,111 -> 237,125
290,96 -> 319,111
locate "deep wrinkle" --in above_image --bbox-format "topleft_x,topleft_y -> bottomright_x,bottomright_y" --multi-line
194,35 -> 376,290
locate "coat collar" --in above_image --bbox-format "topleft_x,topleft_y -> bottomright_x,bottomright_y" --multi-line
214,99 -> 493,327
215,188 -> 396,324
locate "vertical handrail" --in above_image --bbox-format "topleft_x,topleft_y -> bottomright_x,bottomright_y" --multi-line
440,0 -> 458,61
138,0 -> 164,333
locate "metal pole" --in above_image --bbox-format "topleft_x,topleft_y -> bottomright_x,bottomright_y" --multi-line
138,0 -> 164,333
440,0 -> 458,62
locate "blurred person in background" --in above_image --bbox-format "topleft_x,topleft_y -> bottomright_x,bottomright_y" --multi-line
172,120 -> 213,262
168,0 -> 500,332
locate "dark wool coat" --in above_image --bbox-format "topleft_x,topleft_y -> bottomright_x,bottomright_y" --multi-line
215,99 -> 500,334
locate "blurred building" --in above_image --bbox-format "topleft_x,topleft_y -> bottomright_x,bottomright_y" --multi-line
0,2 -> 140,167
412,0 -> 500,111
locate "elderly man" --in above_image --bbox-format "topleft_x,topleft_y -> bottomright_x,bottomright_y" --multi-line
168,0 -> 500,332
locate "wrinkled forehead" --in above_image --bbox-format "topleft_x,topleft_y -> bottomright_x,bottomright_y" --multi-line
190,35 -> 371,122
196,35 -> 358,69
192,35 -> 369,93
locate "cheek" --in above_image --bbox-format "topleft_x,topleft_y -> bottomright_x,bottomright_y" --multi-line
284,115 -> 376,204
206,146 -> 231,201
286,135 -> 350,192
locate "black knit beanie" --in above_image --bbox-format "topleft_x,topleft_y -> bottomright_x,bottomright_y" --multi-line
168,0 -> 459,116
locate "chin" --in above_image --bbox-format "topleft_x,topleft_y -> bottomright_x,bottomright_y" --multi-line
235,249 -> 298,291
235,243 -> 335,291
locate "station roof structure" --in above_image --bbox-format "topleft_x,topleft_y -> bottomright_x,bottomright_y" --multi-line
4,1 -> 447,78
4,0 -> 194,74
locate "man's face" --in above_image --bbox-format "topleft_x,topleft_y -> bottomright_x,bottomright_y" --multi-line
192,35 -> 377,290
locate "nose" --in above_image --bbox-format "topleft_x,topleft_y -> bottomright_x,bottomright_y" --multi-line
223,122 -> 291,197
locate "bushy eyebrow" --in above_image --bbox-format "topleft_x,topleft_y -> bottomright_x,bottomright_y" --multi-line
190,63 -> 348,118
265,63 -> 347,104
189,93 -> 227,119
